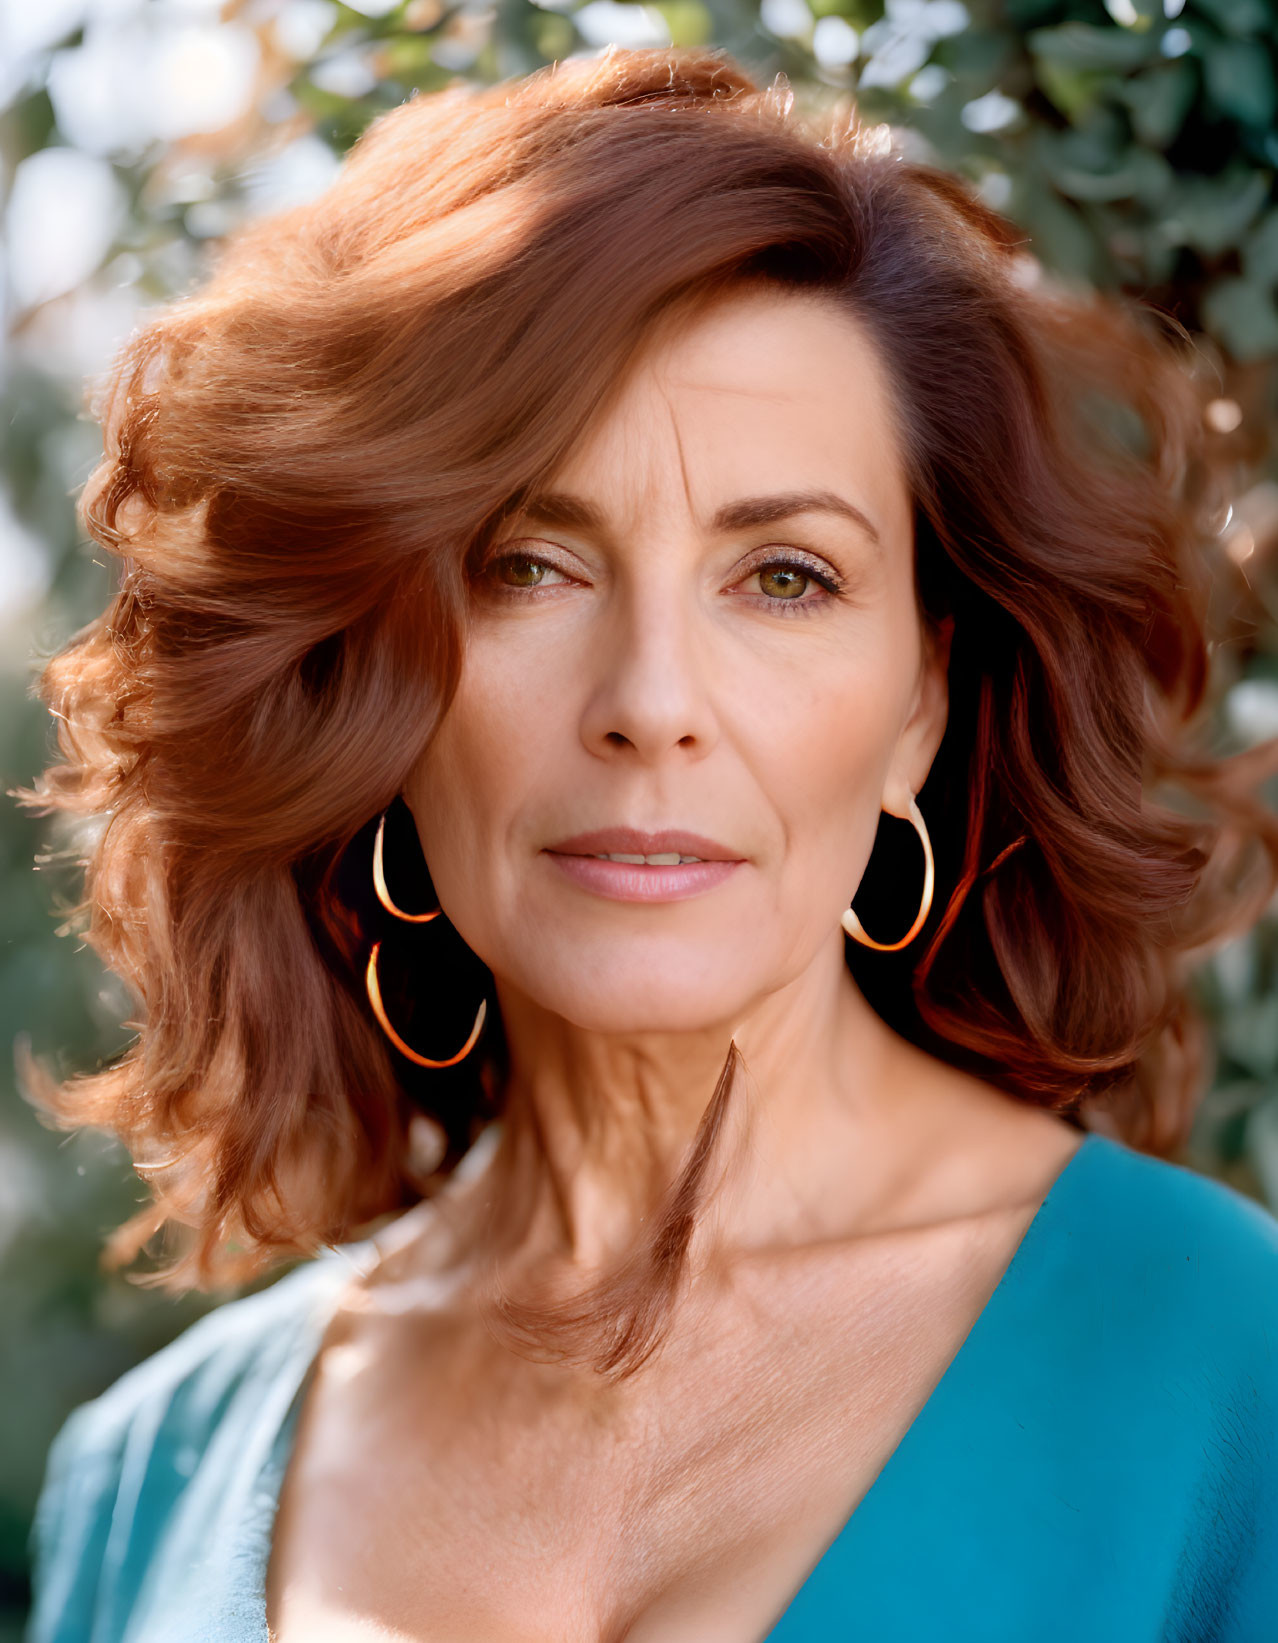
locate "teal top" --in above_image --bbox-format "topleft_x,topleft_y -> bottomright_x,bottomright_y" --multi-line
23,1129 -> 1278,1642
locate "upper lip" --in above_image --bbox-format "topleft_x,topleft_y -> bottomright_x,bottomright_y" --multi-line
546,827 -> 744,861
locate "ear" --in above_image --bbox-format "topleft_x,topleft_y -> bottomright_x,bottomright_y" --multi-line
882,615 -> 953,818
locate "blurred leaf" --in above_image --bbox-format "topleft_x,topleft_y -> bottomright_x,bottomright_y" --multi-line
1202,275 -> 1278,361
533,10 -> 578,58
1016,179 -> 1104,280
1027,21 -> 1157,73
1002,0 -> 1060,24
1115,58 -> 1197,148
1133,222 -> 1181,283
1218,991 -> 1278,1077
1247,1095 -> 1278,1209
377,33 -> 440,81
1190,0 -> 1272,38
1037,126 -> 1174,207
1033,58 -> 1108,123
1163,167 -> 1271,257
1243,209 -> 1278,288
1128,146 -> 1178,210
0,89 -> 58,158
1203,40 -> 1278,129
1036,104 -> 1123,173
653,0 -> 715,46
934,27 -> 1016,92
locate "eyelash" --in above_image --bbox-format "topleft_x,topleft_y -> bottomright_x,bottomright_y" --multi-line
479,549 -> 845,615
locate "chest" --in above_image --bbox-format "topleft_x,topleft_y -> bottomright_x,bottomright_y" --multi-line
264,1206 -> 1030,1643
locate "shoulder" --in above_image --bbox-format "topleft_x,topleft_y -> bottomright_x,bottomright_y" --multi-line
1071,1132 -> 1278,1636
26,1244 -> 366,1643
1063,1130 -> 1278,1372
44,1248 -> 354,1466
1020,1130 -> 1278,1466
1078,1128 -> 1278,1301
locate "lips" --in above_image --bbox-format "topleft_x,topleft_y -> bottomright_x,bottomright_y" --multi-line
545,827 -> 744,863
542,831 -> 745,903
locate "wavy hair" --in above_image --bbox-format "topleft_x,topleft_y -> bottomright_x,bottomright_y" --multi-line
16,45 -> 1278,1372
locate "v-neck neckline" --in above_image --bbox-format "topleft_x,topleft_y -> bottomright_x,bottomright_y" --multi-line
249,1127 -> 1105,1643
762,1126 -> 1105,1637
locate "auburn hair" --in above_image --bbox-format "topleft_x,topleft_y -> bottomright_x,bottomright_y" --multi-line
16,45 -> 1278,1374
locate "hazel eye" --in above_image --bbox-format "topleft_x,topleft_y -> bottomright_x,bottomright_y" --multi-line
741,555 -> 841,608
488,553 -> 567,589
756,565 -> 810,600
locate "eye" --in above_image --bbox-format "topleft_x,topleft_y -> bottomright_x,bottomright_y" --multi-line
484,552 -> 571,590
739,554 -> 842,608
756,565 -> 811,600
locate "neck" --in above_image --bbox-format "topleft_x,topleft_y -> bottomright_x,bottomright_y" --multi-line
450,931 -> 907,1282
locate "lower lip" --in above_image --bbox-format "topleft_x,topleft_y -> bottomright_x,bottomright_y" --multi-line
543,852 -> 743,902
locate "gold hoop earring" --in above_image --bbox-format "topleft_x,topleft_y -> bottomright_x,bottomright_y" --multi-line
373,808 -> 439,923
365,942 -> 488,1068
841,794 -> 934,953
366,808 -> 486,1067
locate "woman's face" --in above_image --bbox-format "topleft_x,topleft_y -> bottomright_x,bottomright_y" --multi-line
404,284 -> 949,1034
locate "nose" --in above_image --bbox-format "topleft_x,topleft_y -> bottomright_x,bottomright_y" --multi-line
578,574 -> 720,765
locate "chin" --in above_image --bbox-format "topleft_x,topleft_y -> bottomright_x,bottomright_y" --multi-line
515,955 -> 754,1038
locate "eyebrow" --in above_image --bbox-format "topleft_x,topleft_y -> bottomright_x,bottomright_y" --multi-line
516,487 -> 882,547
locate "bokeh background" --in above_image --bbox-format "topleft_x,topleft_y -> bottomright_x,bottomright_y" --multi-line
5,0 -> 1278,1632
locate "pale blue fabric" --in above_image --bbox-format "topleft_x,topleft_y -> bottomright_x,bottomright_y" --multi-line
24,1130 -> 1278,1642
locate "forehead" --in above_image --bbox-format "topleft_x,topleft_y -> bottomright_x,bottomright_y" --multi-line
543,284 -> 912,542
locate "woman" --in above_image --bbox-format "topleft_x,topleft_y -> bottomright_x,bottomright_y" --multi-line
19,43 -> 1278,1643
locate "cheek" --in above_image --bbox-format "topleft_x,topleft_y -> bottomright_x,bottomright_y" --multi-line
405,635 -> 561,903
721,616 -> 918,858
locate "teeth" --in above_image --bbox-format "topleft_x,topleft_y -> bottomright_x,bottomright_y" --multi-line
592,852 -> 704,865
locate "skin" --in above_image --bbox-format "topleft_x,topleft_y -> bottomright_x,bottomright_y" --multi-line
266,283 -> 1084,1643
